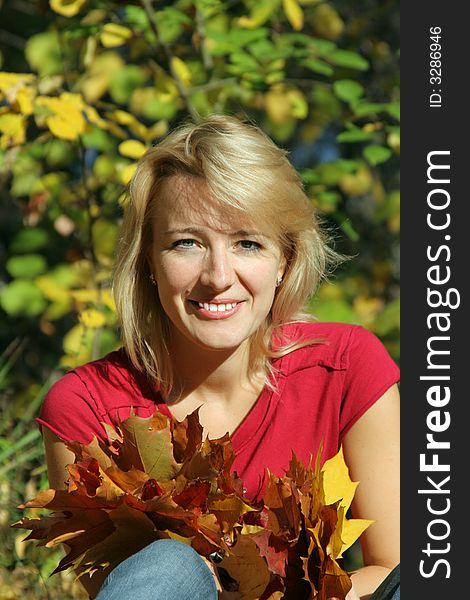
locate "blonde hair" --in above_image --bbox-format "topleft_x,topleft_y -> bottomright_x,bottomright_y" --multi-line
113,114 -> 343,394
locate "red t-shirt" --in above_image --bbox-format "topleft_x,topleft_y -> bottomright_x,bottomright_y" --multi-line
37,322 -> 400,501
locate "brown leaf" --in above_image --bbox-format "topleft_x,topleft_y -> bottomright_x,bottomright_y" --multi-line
71,503 -> 158,577
263,476 -> 301,540
252,529 -> 289,577
171,409 -> 204,463
220,536 -> 272,600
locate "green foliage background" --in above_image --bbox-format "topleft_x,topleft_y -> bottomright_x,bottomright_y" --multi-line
0,0 -> 399,596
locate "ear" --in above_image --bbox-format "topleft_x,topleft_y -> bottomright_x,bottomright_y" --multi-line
278,254 -> 287,280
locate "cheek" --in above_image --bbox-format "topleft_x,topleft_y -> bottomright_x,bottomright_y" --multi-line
155,258 -> 198,295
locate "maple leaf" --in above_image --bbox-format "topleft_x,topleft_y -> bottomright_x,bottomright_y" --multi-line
14,411 -> 371,600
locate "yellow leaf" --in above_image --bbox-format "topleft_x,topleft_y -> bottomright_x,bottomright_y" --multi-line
46,114 -> 85,140
36,92 -> 86,140
287,88 -> 308,119
170,57 -> 192,87
0,72 -> 35,94
328,505 -> 373,559
164,530 -> 194,545
77,52 -> 124,103
16,87 -> 35,115
50,0 -> 88,18
282,0 -> 304,30
119,163 -> 137,185
0,112 -> 26,148
105,110 -> 148,139
118,140 -> 147,160
265,89 -> 293,124
83,105 -> 108,129
80,309 -> 106,329
146,120 -> 169,142
70,289 -> 99,304
321,446 -> 358,511
100,23 -> 133,48
236,1 -> 277,29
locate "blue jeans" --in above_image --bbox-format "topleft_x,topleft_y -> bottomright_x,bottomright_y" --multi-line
95,539 -> 399,600
369,564 -> 400,600
95,539 -> 218,600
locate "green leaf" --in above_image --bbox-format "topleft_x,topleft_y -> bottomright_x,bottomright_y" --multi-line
339,219 -> 360,241
81,127 -> 117,153
386,102 -> 400,121
25,31 -> 64,77
155,7 -> 193,45
109,65 -> 148,105
363,144 -> 392,166
327,50 -> 369,71
373,299 -> 400,336
0,280 -> 46,317
317,191 -> 342,207
9,228 -> 49,253
337,130 -> 374,143
6,254 -> 48,279
301,58 -> 333,76
333,80 -> 364,103
351,101 -> 388,117
309,298 -> 357,324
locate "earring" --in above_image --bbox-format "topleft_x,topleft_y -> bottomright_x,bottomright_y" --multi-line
276,275 -> 283,288
149,273 -> 157,286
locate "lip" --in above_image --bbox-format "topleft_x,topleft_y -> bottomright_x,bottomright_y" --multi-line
188,299 -> 244,320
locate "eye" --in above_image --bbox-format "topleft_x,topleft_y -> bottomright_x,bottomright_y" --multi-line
238,240 -> 262,252
173,238 -> 197,249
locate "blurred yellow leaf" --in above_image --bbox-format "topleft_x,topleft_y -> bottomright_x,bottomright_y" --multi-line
265,89 -> 292,124
83,105 -> 108,129
170,56 -> 192,87
146,120 -> 169,142
80,308 -> 106,328
78,52 -> 124,103
118,140 -> 148,159
287,88 -> 308,119
50,0 -> 88,18
0,71 -> 35,94
0,111 -> 26,148
105,109 -> 148,139
36,92 -> 86,140
16,87 -> 36,115
311,4 -> 344,40
283,0 -> 304,30
236,1 -> 277,28
119,163 -> 137,185
100,23 -> 133,48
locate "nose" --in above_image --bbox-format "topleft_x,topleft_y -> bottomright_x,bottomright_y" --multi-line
199,246 -> 235,291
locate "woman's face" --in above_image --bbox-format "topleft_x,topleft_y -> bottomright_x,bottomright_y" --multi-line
148,177 -> 285,355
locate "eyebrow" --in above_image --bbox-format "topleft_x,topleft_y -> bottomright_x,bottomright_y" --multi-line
163,227 -> 266,237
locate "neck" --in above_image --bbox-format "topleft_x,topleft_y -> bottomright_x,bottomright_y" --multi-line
167,336 -> 260,405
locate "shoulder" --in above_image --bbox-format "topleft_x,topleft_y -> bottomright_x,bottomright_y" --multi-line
278,321 -> 385,372
38,349 -> 157,444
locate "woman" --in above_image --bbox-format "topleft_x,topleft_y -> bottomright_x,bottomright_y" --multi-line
38,115 -> 400,599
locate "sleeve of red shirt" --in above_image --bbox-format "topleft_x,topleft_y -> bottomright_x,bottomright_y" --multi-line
339,325 -> 400,440
36,372 -> 108,444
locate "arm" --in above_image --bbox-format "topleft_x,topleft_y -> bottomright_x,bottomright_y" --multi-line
342,384 -> 400,600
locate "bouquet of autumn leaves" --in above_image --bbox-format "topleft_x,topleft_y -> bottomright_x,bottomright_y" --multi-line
13,411 -> 372,599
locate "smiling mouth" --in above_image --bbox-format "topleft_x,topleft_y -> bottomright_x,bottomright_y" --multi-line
188,300 -> 243,317
196,301 -> 238,312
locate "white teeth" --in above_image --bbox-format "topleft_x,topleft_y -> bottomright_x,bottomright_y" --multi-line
197,302 -> 237,312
